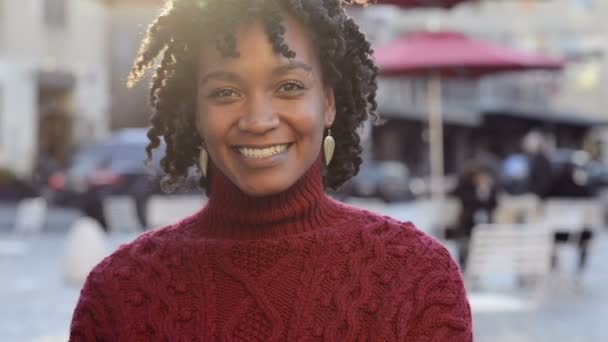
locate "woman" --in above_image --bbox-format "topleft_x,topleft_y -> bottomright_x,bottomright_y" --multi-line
70,0 -> 472,340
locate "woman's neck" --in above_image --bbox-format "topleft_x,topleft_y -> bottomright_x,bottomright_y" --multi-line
193,156 -> 342,240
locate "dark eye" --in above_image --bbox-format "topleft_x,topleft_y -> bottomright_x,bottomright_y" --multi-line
277,81 -> 305,93
210,88 -> 239,99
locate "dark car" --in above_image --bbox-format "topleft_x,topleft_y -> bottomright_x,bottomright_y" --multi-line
588,159 -> 608,190
342,160 -> 412,203
48,128 -> 175,229
546,149 -> 594,197
0,168 -> 38,202
500,149 -> 596,198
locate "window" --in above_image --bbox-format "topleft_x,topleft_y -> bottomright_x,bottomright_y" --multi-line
43,0 -> 67,28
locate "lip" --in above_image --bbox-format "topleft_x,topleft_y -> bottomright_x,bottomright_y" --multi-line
232,143 -> 292,169
232,143 -> 292,149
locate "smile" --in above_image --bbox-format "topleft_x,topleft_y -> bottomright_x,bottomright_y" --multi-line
237,144 -> 290,159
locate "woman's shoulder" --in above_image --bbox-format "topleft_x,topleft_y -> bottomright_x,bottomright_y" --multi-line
337,203 -> 457,269
86,222 -> 190,283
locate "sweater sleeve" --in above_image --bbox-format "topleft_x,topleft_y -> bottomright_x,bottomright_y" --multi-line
69,257 -> 120,342
404,239 -> 473,341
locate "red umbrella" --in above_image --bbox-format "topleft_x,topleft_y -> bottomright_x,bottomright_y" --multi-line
374,31 -> 565,206
375,31 -> 564,76
374,0 -> 472,9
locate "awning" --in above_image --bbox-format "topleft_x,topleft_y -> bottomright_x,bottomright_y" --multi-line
481,105 -> 607,127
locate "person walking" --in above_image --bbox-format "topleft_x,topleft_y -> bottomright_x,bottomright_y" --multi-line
522,130 -> 552,198
69,0 -> 472,340
452,163 -> 498,271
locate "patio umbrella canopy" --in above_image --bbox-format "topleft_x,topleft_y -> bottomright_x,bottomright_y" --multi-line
374,0 -> 472,9
374,31 -> 564,210
375,31 -> 564,76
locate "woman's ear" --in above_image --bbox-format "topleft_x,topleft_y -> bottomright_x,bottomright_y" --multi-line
324,87 -> 336,127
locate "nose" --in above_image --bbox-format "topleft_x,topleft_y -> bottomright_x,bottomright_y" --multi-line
237,94 -> 279,134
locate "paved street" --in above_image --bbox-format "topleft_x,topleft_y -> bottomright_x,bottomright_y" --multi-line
1,198 -> 607,341
0,232 -> 137,342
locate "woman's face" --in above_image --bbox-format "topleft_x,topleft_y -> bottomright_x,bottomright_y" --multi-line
196,15 -> 335,196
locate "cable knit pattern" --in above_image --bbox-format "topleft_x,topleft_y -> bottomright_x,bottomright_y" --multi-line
70,159 -> 472,341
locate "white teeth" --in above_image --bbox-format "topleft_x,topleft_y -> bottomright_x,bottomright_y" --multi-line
238,144 -> 288,158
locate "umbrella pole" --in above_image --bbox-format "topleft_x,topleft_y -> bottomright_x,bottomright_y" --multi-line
428,71 -> 445,230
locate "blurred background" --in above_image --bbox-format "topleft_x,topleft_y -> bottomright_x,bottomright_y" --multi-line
1,0 -> 608,341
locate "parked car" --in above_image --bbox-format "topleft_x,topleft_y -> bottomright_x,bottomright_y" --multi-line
545,149 -> 595,197
48,128 -> 189,229
343,160 -> 412,203
588,159 -> 608,190
0,168 -> 38,202
499,149 -> 597,198
408,174 -> 459,198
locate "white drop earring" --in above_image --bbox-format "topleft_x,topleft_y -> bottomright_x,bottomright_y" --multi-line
323,128 -> 335,166
199,147 -> 208,177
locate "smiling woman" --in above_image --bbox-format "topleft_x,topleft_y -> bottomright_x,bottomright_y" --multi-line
69,0 -> 472,340
129,0 -> 380,194
196,17 -> 335,196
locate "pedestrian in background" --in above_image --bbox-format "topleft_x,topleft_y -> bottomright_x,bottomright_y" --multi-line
69,0 -> 472,340
452,163 -> 498,270
522,130 -> 552,198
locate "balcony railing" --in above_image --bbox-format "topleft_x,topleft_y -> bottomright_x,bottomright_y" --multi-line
376,76 -> 481,126
377,71 -> 560,125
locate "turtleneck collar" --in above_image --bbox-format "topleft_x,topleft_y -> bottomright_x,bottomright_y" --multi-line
193,155 -> 343,240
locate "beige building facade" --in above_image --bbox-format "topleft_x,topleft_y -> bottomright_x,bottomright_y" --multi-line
0,0 -> 109,177
104,0 -> 163,129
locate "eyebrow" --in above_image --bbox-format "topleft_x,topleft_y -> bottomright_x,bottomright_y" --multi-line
199,71 -> 242,87
199,61 -> 314,87
272,61 -> 313,77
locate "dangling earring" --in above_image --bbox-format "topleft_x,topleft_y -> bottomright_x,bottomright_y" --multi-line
199,146 -> 208,177
323,128 -> 335,166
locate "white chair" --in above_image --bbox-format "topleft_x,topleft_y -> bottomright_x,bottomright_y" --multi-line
582,200 -> 603,231
493,193 -> 541,224
540,199 -> 589,236
102,196 -> 143,232
543,198 -> 603,232
13,197 -> 48,236
465,223 -> 554,313
540,198 -> 598,278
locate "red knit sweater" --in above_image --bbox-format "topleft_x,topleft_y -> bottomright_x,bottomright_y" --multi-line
70,160 -> 472,341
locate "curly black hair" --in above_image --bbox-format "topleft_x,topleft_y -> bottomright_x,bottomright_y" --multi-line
128,0 -> 379,192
